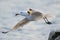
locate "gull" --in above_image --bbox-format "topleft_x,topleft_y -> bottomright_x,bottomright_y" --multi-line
2,8 -> 52,34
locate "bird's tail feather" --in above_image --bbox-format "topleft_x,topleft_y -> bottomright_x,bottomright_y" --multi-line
44,13 -> 55,20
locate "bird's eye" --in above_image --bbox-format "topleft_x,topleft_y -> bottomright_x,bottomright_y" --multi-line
27,11 -> 30,15
27,11 -> 30,13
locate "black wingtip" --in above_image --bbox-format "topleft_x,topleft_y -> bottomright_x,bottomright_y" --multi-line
2,32 -> 8,34
46,22 -> 52,24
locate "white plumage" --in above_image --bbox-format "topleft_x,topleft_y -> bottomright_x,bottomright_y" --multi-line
2,8 -> 55,34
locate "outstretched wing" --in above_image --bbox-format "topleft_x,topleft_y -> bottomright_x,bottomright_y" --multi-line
13,18 -> 29,30
2,18 -> 30,34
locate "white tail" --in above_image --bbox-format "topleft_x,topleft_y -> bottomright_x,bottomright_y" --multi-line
44,13 -> 55,20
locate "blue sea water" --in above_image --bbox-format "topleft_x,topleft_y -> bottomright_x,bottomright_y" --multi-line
0,0 -> 60,40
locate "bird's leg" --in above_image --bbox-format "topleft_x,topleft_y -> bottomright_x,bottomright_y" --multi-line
43,17 -> 47,23
43,17 -> 52,24
2,18 -> 29,34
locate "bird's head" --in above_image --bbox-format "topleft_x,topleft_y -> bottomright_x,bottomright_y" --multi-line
27,8 -> 35,15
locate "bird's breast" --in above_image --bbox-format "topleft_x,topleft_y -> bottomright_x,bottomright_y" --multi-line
26,12 -> 43,21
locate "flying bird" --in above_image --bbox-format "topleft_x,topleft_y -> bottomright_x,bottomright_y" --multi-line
2,8 -> 53,34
